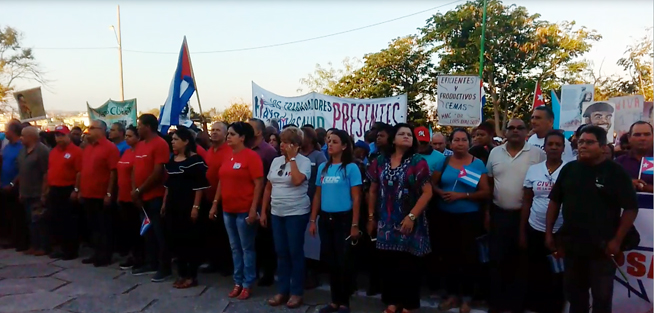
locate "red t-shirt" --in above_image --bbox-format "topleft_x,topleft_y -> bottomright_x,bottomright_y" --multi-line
196,145 -> 207,160
80,138 -> 120,199
133,136 -> 170,201
204,144 -> 230,201
48,143 -> 82,187
219,148 -> 264,213
117,149 -> 135,203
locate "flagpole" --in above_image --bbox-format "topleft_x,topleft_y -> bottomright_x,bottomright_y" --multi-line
117,5 -> 125,101
532,81 -> 539,111
478,0 -> 488,78
184,36 -> 208,130
639,157 -> 644,180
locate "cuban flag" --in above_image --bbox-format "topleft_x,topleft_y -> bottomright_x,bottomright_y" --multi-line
640,157 -> 654,176
457,166 -> 482,188
159,36 -> 196,134
140,207 -> 151,236
547,253 -> 565,273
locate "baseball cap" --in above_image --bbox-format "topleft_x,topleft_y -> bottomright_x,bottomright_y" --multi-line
54,125 -> 70,135
414,126 -> 430,143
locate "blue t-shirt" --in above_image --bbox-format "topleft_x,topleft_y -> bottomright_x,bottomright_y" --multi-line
321,144 -> 329,160
1,141 -> 23,187
421,149 -> 445,174
116,140 -> 130,156
316,163 -> 362,213
369,142 -> 377,155
438,158 -> 487,214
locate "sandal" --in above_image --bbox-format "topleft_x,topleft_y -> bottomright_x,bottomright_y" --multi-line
177,278 -> 198,289
267,294 -> 289,306
286,295 -> 303,308
172,277 -> 185,288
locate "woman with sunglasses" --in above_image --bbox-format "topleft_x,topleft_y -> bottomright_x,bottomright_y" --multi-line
308,129 -> 362,313
209,122 -> 264,300
519,130 -> 566,313
367,123 -> 433,313
260,127 -> 312,308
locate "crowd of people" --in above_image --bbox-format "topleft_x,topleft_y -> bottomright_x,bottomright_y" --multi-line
0,105 -> 651,313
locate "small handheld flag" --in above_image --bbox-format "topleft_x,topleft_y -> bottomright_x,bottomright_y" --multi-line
140,207 -> 151,236
457,166 -> 482,188
547,253 -> 565,274
639,157 -> 654,179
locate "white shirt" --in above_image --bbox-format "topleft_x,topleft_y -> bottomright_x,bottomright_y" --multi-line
527,134 -> 576,163
487,143 -> 546,210
267,154 -> 312,217
523,161 -> 565,232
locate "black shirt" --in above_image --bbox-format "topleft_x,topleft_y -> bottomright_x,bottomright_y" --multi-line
164,154 -> 211,213
549,159 -> 638,256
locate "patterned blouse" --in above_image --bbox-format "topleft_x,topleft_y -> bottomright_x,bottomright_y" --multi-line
367,153 -> 432,256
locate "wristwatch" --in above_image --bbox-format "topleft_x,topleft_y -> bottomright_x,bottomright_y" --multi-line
408,213 -> 416,221
74,187 -> 79,193
290,157 -> 296,162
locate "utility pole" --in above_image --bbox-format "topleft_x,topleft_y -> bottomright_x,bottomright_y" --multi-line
478,0 -> 488,79
116,5 -> 125,100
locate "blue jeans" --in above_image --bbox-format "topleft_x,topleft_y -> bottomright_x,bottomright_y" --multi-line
223,212 -> 257,288
271,213 -> 309,296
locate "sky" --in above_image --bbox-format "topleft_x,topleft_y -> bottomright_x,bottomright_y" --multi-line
0,1 -> 652,114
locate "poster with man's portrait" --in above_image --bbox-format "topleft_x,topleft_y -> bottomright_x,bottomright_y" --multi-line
559,84 -> 594,132
13,87 -> 46,122
582,101 -> 615,142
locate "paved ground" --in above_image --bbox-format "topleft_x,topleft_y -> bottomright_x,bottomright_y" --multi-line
0,248 -> 488,313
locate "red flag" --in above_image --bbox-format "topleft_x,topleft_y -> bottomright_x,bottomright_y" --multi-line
532,81 -> 545,111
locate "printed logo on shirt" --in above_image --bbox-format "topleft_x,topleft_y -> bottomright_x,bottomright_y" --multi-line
64,153 -> 71,159
321,175 -> 341,184
233,163 -> 242,170
135,154 -> 148,159
534,180 -> 553,192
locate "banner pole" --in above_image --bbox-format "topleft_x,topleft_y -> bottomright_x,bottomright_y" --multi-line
185,36 -> 208,130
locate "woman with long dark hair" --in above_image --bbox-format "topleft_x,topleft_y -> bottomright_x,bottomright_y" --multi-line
367,123 -> 433,313
162,127 -> 210,288
519,130 -> 566,313
431,128 -> 491,313
209,122 -> 264,300
308,129 -> 362,313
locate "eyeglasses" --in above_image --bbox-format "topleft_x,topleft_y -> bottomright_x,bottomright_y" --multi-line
277,163 -> 286,176
577,139 -> 598,146
507,126 -> 527,131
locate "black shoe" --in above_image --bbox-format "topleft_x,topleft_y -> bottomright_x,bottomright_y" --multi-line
61,254 -> 78,261
119,259 -> 135,270
258,275 -> 275,287
93,259 -> 112,267
81,257 -> 97,264
151,270 -> 172,282
201,263 -> 219,274
131,265 -> 157,276
49,251 -> 65,259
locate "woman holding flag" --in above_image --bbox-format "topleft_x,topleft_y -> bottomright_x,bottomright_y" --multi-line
366,123 -> 432,313
162,127 -> 210,289
431,128 -> 490,313
519,130 -> 566,313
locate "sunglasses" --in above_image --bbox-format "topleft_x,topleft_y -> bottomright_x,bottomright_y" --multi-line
277,163 -> 286,176
507,126 -> 527,131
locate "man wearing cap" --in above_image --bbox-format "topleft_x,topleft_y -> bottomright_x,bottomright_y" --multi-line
47,125 -> 83,260
79,120 -> 120,267
583,102 -> 615,133
415,126 -> 445,174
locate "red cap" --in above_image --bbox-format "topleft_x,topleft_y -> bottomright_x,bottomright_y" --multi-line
414,126 -> 430,142
54,125 -> 70,135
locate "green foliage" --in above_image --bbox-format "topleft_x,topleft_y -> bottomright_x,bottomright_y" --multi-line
297,57 -> 361,94
0,26 -> 46,113
420,0 -> 601,132
215,101 -> 252,123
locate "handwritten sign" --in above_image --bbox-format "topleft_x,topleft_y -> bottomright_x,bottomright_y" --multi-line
437,75 -> 482,127
611,95 -> 646,141
252,82 -> 407,140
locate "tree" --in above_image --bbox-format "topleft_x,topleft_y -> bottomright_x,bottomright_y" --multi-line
216,101 -> 252,123
298,57 -> 361,94
0,26 -> 46,113
319,36 -> 435,124
420,0 -> 601,133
